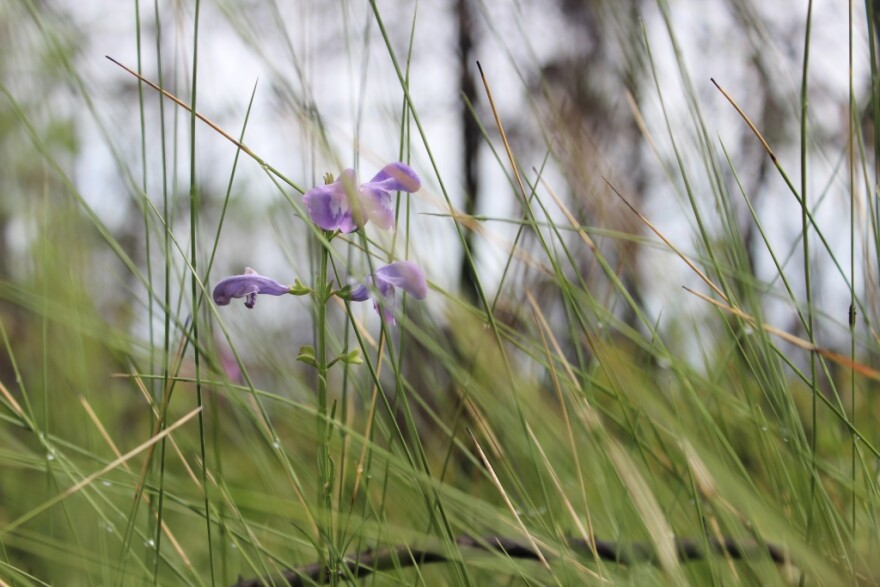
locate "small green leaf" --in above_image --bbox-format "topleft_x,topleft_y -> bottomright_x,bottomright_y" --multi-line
297,345 -> 317,367
327,348 -> 363,369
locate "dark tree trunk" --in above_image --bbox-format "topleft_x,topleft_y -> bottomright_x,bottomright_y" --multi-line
457,0 -> 480,303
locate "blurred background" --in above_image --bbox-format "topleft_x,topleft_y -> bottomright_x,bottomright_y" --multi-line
2,0 -> 879,584
1,0 -> 871,359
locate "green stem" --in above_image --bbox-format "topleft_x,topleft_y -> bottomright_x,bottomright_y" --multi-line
315,236 -> 334,579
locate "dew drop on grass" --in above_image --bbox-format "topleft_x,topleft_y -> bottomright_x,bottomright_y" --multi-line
102,480 -> 112,487
272,440 -> 281,450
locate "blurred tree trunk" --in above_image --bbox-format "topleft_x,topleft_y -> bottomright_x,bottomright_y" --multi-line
457,0 -> 480,303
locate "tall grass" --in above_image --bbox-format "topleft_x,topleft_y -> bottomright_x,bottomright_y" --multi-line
1,1 -> 879,586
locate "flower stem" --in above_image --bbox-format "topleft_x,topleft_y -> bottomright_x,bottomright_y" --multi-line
315,235 -> 334,574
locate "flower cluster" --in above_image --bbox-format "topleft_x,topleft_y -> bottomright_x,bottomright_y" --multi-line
303,162 -> 420,233
212,162 -> 427,324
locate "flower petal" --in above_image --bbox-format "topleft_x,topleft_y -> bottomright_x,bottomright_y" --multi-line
212,267 -> 290,309
375,292 -> 396,324
375,261 -> 428,299
303,169 -> 360,232
348,279 -> 372,302
358,163 -> 421,231
368,162 -> 421,193
359,184 -> 396,230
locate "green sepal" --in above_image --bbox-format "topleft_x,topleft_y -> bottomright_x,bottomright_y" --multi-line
296,345 -> 317,368
289,279 -> 311,296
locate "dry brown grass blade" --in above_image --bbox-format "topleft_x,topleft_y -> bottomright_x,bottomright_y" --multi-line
351,333 -> 385,504
79,394 -> 195,571
604,179 -> 729,304
105,56 -> 303,194
710,78 -> 777,162
468,429 -> 552,571
685,286 -> 880,380
537,174 -> 597,252
0,378 -> 24,419
1,406 -> 203,538
476,61 -> 531,214
524,424 -> 604,581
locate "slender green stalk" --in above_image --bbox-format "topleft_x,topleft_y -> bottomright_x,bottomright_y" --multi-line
186,1 -> 216,584
117,0 -> 171,582
800,2 -> 819,563
147,0 -> 173,581
848,0 -> 857,550
134,0 -> 154,408
867,0 -> 880,273
315,237 -> 335,580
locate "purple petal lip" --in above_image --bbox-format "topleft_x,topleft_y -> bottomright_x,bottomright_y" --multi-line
348,261 -> 427,324
359,185 -> 395,230
213,268 -> 290,309
375,261 -> 428,299
303,163 -> 420,232
368,162 -> 421,193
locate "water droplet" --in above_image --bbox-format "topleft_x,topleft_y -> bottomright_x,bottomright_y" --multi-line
783,438 -> 789,443
145,539 -> 156,549
230,542 -> 238,550
272,440 -> 281,450
46,453 -> 55,462
761,426 -> 768,432
102,480 -> 112,487
743,325 -> 754,336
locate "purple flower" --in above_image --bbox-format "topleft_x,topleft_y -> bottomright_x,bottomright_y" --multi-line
349,261 -> 427,324
213,267 -> 290,309
303,162 -> 420,233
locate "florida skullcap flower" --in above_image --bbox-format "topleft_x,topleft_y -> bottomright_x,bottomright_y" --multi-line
349,261 -> 428,324
213,267 -> 291,309
303,162 -> 420,233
